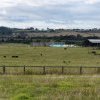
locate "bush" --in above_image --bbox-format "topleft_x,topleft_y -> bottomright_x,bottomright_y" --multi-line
91,51 -> 96,55
63,61 -> 66,63
11,93 -> 30,100
64,48 -> 67,50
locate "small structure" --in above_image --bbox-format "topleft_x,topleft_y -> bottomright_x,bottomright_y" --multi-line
84,39 -> 100,47
50,42 -> 65,47
31,42 -> 51,47
31,42 -> 66,47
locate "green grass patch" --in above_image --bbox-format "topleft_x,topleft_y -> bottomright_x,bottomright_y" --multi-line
0,75 -> 99,100
0,44 -> 100,67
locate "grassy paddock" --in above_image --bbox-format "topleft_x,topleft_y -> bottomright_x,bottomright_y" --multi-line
0,44 -> 100,100
0,44 -> 100,74
0,44 -> 100,67
0,75 -> 99,100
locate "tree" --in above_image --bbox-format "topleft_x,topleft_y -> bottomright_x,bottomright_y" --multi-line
0,26 -> 12,35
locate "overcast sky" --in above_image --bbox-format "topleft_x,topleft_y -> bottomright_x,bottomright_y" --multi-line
0,0 -> 100,29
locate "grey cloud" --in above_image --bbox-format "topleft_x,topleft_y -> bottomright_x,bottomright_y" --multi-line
0,0 -> 100,28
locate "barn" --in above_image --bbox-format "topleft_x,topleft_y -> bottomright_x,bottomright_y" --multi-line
31,42 -> 65,47
84,39 -> 100,47
31,42 -> 51,47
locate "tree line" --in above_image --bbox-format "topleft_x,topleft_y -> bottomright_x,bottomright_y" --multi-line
1,26 -> 100,35
0,26 -> 100,46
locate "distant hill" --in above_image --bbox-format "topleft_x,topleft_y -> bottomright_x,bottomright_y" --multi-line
0,26 -> 100,37
0,26 -> 12,35
13,28 -> 100,35
0,26 -> 100,45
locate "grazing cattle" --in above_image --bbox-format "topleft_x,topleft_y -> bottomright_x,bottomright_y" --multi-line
3,56 -> 6,58
40,53 -> 43,56
12,56 -> 19,58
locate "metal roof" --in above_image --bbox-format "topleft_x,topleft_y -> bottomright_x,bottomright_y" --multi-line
88,39 -> 100,43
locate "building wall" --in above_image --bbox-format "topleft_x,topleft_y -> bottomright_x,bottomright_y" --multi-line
83,40 -> 100,47
31,42 -> 65,47
31,42 -> 51,47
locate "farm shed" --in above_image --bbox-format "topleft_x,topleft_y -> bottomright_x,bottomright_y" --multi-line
84,39 -> 100,47
31,42 -> 51,47
31,42 -> 66,47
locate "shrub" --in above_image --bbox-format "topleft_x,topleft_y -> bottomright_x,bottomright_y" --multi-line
63,61 -> 66,63
64,48 -> 67,50
11,93 -> 30,100
91,51 -> 96,55
40,53 -> 43,56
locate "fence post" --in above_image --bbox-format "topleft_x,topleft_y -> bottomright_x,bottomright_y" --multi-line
80,67 -> 82,75
24,66 -> 26,74
43,66 -> 46,74
62,66 -> 64,74
3,66 -> 6,74
97,67 -> 100,74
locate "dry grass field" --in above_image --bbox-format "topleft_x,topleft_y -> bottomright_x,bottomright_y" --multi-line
0,43 -> 100,67
0,75 -> 99,100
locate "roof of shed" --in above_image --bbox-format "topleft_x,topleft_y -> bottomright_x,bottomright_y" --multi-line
88,39 -> 100,43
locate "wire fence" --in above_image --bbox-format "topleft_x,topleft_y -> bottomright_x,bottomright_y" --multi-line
0,66 -> 100,75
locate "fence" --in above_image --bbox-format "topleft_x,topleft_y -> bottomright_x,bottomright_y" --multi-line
0,66 -> 100,75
